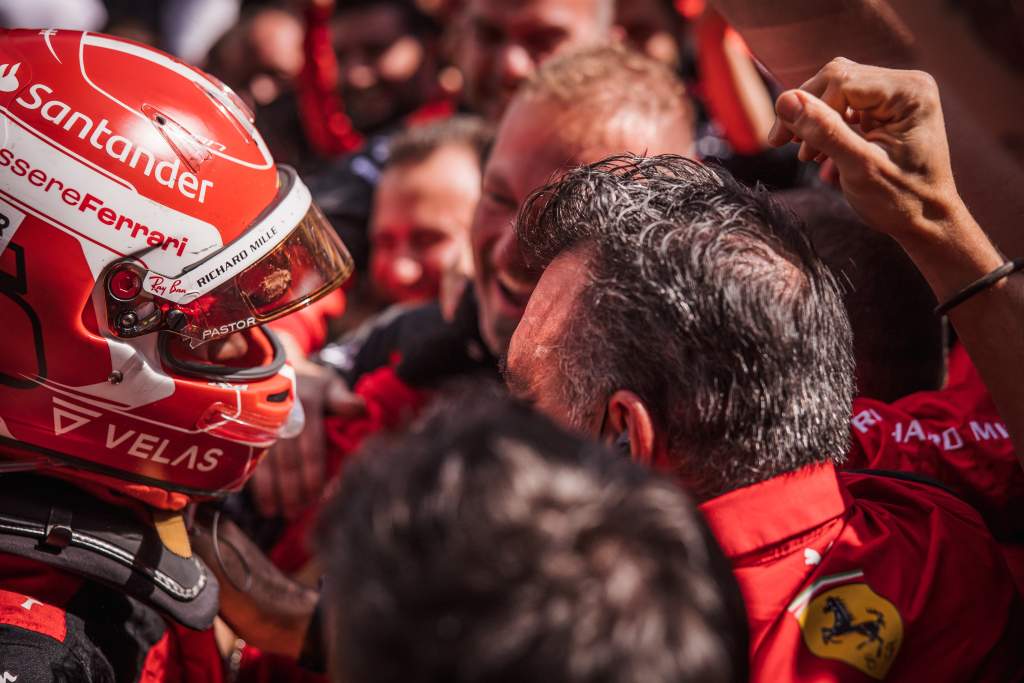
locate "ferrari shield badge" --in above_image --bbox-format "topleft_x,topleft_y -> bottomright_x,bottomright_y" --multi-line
788,570 -> 903,679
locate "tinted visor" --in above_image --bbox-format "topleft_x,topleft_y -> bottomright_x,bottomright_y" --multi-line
105,169 -> 352,347
173,203 -> 349,345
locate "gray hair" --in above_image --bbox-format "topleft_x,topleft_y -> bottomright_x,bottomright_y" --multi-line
517,154 -> 855,500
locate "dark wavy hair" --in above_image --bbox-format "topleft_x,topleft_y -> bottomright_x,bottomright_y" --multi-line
516,154 -> 855,499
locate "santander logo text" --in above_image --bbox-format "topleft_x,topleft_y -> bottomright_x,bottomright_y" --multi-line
4,65 -> 214,204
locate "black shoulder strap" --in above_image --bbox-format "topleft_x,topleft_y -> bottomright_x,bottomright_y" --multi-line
0,474 -> 218,630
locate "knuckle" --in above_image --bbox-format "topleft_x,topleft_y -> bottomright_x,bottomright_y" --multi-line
824,57 -> 852,80
909,70 -> 940,104
824,124 -> 843,146
908,69 -> 937,88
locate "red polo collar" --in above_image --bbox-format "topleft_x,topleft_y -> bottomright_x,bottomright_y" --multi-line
699,463 -> 848,560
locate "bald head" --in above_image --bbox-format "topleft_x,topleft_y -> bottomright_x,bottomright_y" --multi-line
515,44 -> 696,157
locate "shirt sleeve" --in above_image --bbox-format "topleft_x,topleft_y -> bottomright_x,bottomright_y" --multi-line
848,351 -> 1024,540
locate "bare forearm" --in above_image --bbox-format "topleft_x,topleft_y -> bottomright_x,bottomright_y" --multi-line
897,208 -> 1024,461
950,285 -> 1024,463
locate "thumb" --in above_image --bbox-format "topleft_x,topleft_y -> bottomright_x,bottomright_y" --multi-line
774,90 -> 873,169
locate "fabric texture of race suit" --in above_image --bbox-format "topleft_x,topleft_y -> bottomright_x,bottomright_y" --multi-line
0,558 -> 223,683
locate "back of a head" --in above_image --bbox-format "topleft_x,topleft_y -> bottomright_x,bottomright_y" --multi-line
514,44 -> 696,157
777,188 -> 944,400
517,154 -> 855,500
317,386 -> 748,683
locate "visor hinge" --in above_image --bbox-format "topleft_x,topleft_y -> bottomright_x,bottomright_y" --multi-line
165,309 -> 187,331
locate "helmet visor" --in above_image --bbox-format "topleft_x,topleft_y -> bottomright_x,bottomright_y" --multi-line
104,168 -> 352,347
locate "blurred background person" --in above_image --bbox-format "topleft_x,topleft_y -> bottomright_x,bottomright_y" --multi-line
368,115 -> 492,307
245,116 -> 492,527
298,0 -> 455,337
206,3 -> 311,170
298,0 -> 451,162
453,0 -> 612,121
327,0 -> 449,136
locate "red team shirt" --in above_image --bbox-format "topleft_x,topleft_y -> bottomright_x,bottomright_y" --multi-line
701,463 -> 1024,681
847,345 -> 1024,589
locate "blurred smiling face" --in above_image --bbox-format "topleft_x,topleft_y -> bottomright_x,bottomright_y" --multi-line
457,0 -> 610,121
471,90 -> 694,356
470,96 -> 576,355
371,144 -> 482,305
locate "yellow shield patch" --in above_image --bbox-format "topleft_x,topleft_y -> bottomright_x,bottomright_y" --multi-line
794,580 -> 903,679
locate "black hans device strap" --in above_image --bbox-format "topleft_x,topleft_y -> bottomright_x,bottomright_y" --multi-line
0,473 -> 218,630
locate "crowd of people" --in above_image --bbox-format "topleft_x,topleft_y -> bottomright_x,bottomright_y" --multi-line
0,0 -> 1023,680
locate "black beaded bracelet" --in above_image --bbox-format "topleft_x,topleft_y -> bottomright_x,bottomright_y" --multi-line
934,258 -> 1024,316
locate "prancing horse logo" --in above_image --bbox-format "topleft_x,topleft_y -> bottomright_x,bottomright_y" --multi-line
791,575 -> 903,679
821,595 -> 886,657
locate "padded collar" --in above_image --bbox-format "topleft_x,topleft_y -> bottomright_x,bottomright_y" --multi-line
0,473 -> 218,629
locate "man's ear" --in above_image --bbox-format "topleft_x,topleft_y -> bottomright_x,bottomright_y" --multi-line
604,389 -> 657,466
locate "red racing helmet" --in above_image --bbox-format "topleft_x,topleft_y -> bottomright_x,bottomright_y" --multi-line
0,29 -> 352,508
